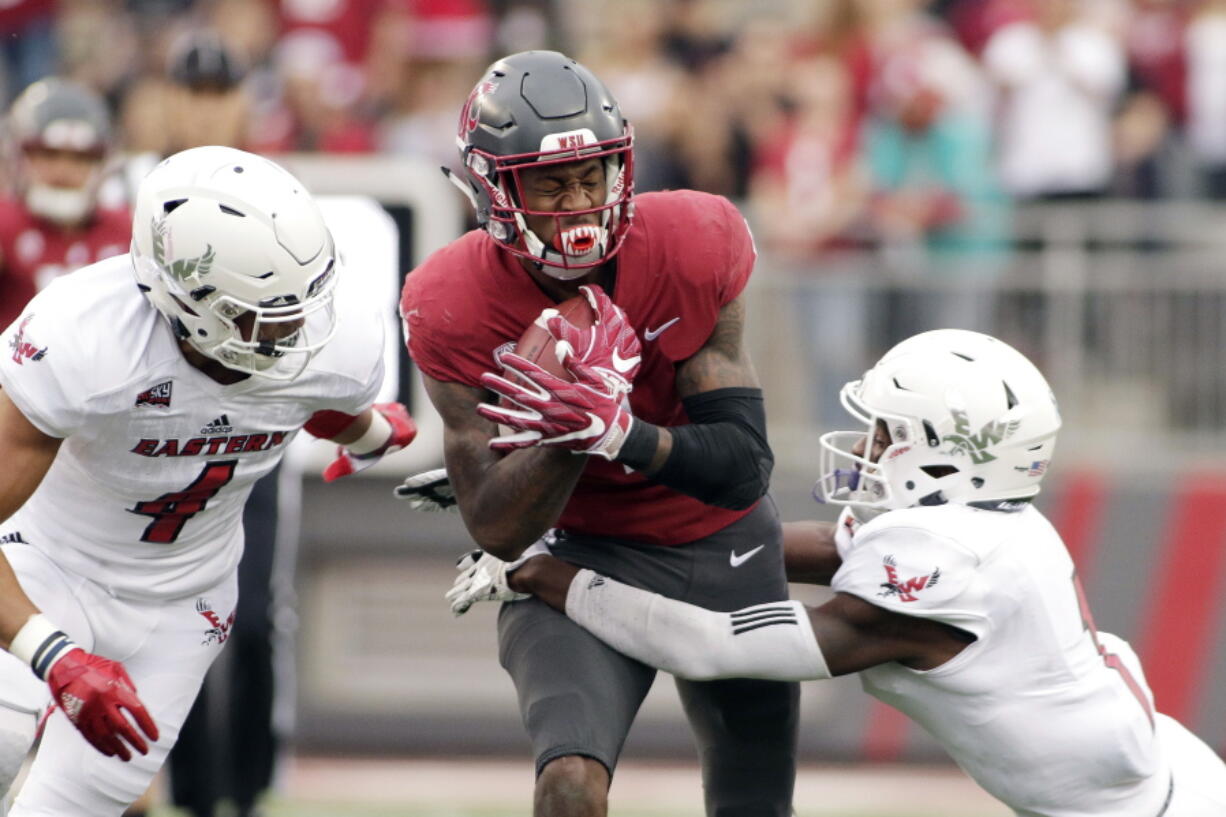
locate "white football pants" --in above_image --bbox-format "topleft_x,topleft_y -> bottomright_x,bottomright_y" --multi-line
0,543 -> 236,816
1160,713 -> 1226,817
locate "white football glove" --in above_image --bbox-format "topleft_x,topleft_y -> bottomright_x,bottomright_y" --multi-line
445,537 -> 553,616
394,468 -> 457,512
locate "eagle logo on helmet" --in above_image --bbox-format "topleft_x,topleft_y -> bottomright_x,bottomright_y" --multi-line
152,217 -> 216,281
459,80 -> 499,139
941,408 -> 1021,465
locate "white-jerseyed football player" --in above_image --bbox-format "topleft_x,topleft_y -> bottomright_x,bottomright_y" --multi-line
452,329 -> 1226,817
0,146 -> 417,816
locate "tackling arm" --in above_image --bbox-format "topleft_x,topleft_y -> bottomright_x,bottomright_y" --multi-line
425,374 -> 586,558
509,554 -> 975,680
782,521 -> 841,585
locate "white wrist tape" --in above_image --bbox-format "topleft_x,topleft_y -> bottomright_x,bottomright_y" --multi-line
346,409 -> 393,456
565,569 -> 831,682
9,614 -> 78,680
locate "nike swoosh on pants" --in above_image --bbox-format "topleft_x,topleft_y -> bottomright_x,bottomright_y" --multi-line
729,545 -> 765,567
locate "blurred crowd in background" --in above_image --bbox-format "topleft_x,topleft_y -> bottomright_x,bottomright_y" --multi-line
2,0 -> 1225,263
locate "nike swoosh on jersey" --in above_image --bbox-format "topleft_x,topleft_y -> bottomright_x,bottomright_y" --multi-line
644,317 -> 680,341
611,349 -> 640,374
729,545 -> 765,568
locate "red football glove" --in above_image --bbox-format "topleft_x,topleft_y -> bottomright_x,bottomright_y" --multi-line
323,402 -> 417,482
47,648 -> 159,761
544,285 -> 641,393
478,352 -> 634,459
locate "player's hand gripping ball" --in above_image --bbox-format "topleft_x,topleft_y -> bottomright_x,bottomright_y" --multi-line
478,286 -> 641,459
512,291 -> 597,381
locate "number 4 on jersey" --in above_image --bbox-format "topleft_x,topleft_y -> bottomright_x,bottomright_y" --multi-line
128,460 -> 238,544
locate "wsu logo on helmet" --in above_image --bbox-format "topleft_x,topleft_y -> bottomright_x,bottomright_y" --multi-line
459,80 -> 500,138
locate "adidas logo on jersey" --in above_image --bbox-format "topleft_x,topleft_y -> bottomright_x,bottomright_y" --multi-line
201,414 -> 233,435
135,380 -> 173,408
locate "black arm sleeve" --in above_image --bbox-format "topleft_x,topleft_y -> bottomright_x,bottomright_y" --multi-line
616,387 -> 774,510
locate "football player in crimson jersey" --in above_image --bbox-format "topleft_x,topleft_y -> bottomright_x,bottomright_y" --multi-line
461,329 -> 1226,817
401,50 -> 797,817
0,78 -> 132,330
0,146 -> 416,816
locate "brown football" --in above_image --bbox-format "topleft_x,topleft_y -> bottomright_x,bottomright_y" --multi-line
512,294 -> 596,381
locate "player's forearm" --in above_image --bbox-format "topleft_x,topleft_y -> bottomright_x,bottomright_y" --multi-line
783,521 -> 841,585
458,447 -> 587,559
0,553 -> 41,649
0,388 -> 63,523
561,568 -> 831,682
507,553 -> 580,610
615,388 -> 773,510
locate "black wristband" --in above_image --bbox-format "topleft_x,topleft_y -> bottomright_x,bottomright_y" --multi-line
616,418 -> 660,471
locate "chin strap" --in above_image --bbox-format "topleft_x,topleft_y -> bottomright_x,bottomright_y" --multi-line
441,166 -> 481,211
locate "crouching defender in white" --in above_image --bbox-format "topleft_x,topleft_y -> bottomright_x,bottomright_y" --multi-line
0,146 -> 417,816
452,329 -> 1226,817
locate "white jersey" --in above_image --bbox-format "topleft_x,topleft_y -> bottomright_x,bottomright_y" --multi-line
0,253 -> 383,600
832,504 -> 1170,817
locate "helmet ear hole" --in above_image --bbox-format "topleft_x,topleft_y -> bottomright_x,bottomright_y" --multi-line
920,464 -> 959,479
169,294 -> 200,318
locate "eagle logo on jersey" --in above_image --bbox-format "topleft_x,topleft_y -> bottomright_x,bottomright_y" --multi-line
196,597 -> 235,646
152,217 -> 216,282
878,555 -> 941,603
942,408 -> 1021,465
9,314 -> 48,365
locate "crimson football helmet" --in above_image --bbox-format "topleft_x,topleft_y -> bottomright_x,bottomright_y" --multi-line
447,50 -> 635,279
8,78 -> 112,225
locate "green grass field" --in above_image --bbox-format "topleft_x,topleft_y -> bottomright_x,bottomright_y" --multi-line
134,757 -> 1012,817
148,804 -> 994,817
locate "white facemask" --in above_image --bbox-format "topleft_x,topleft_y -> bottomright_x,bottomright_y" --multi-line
25,184 -> 92,226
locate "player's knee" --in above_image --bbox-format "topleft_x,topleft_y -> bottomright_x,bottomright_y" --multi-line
536,755 -> 609,817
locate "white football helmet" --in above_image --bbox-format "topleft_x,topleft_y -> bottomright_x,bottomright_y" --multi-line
131,146 -> 338,380
817,329 -> 1061,518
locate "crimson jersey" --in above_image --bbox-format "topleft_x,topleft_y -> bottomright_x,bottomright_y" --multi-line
403,190 -> 758,545
0,197 -> 132,330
